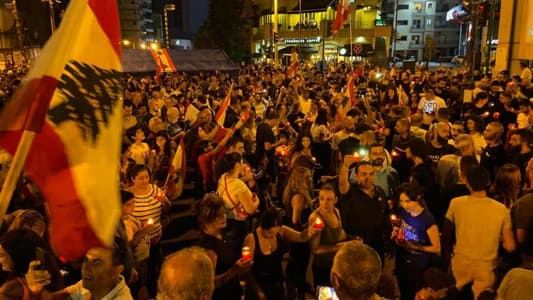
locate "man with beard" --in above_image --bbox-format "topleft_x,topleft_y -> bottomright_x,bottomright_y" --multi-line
391,118 -> 414,183
426,122 -> 456,166
339,160 -> 389,260
480,122 -> 506,181
508,128 -> 533,181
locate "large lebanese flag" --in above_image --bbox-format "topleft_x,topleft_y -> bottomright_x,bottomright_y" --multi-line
287,49 -> 299,79
332,0 -> 351,36
0,0 -> 122,260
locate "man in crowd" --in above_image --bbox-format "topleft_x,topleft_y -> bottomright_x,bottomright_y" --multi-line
480,121 -> 506,180
330,241 -> 385,300
25,238 -> 133,299
443,165 -> 516,298
157,247 -> 215,300
426,122 -> 456,165
339,159 -> 388,260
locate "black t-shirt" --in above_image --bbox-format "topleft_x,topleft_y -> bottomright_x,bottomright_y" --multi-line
340,184 -> 388,257
512,193 -> 533,258
197,233 -> 242,300
255,122 -> 276,167
426,143 -> 456,165
480,144 -> 506,180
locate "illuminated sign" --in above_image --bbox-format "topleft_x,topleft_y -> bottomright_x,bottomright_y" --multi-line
283,37 -> 321,45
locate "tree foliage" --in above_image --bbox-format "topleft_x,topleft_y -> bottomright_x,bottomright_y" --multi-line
194,0 -> 254,62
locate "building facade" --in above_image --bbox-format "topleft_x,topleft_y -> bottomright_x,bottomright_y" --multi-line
251,0 -> 392,64
118,0 -> 155,48
382,0 -> 460,61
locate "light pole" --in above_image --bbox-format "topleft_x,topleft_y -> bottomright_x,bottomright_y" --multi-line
164,4 -> 176,49
273,0 -> 278,65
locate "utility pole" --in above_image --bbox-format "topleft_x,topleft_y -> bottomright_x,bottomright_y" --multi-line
273,0 -> 278,65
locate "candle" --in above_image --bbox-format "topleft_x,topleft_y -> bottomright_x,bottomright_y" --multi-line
313,217 -> 324,230
147,218 -> 154,225
391,150 -> 399,158
241,246 -> 252,261
493,112 -> 500,119
151,149 -> 156,155
312,157 -> 316,162
352,152 -> 360,162
390,214 -> 398,222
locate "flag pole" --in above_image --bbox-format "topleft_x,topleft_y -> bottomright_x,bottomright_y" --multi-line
0,130 -> 36,218
349,3 -> 353,70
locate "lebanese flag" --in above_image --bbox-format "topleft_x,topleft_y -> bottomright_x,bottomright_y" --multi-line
214,83 -> 234,127
336,72 -> 357,121
332,0 -> 351,36
287,49 -> 299,79
151,48 -> 177,75
170,137 -> 186,199
0,0 -> 122,260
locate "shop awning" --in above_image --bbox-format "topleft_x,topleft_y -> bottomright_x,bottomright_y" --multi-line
121,48 -> 239,73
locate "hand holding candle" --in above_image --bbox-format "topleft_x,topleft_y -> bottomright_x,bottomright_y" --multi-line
313,217 -> 324,230
241,246 -> 252,261
147,218 -> 154,225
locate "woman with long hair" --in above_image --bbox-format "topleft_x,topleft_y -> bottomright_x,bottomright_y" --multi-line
196,193 -> 252,300
149,130 -> 174,188
290,132 -> 314,171
490,164 -> 522,208
310,109 -> 332,182
393,182 -> 441,300
465,115 -> 487,159
243,208 -> 318,300
282,167 -> 314,299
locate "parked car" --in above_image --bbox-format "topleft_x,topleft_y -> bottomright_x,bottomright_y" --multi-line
451,55 -> 465,65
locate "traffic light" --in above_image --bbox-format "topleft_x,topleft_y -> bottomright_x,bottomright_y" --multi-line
273,32 -> 279,43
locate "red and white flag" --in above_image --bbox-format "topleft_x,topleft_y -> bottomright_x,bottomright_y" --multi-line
287,48 -> 299,79
214,83 -> 234,127
151,48 -> 177,75
0,0 -> 123,260
170,137 -> 186,199
336,72 -> 357,121
332,0 -> 351,36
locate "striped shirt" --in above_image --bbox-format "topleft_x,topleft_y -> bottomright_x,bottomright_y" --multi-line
130,184 -> 162,243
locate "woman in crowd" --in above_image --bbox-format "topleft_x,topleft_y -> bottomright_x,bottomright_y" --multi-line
282,167 -> 314,299
128,164 -> 170,296
217,153 -> 260,251
490,163 -> 522,208
196,193 -> 252,300
149,130 -> 173,188
243,208 -> 318,300
393,182 -> 441,300
0,229 -> 64,298
290,132 -> 314,171
309,184 -> 348,287
311,108 -> 332,183
465,115 -> 487,159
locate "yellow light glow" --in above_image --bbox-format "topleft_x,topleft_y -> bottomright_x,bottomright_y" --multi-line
150,43 -> 159,50
122,39 -> 131,46
140,43 -> 147,49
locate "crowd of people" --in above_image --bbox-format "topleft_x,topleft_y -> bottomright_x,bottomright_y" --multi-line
0,59 -> 533,300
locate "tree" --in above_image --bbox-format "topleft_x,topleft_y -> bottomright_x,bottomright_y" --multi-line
194,0 -> 254,62
423,35 -> 436,67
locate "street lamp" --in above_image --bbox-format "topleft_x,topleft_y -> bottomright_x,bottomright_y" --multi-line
164,4 -> 176,49
41,0 -> 56,33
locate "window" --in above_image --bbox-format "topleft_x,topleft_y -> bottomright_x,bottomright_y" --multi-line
412,35 -> 420,44
426,2 -> 433,10
399,36 -> 408,41
398,4 -> 409,10
397,20 -> 408,25
426,18 -> 432,25
412,19 -> 422,29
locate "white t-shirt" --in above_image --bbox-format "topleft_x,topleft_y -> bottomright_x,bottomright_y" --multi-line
446,195 -> 512,265
418,95 -> 447,124
65,276 -> 133,300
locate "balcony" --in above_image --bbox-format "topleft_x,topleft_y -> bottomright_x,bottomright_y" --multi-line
410,26 -> 425,32
412,10 -> 425,16
409,42 -> 423,49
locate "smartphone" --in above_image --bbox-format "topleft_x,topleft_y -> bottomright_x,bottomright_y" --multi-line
35,247 -> 48,270
316,286 -> 339,300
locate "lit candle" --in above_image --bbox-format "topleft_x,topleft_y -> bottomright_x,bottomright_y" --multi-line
391,150 -> 399,158
312,157 -> 316,162
352,152 -> 360,162
493,112 -> 500,119
390,214 -> 398,222
151,149 -> 156,155
313,217 -> 324,230
147,218 -> 154,225
241,246 -> 252,261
